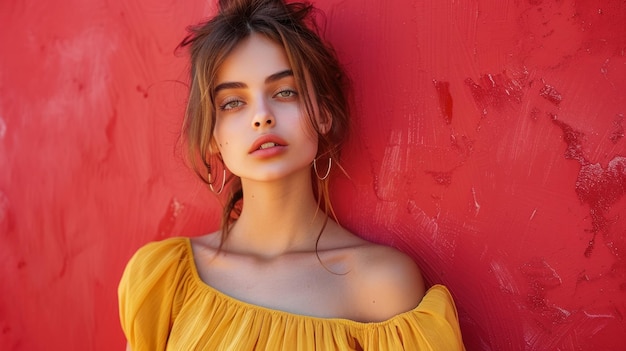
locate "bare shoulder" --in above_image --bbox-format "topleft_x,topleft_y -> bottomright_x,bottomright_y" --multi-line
189,231 -> 221,251
347,241 -> 425,322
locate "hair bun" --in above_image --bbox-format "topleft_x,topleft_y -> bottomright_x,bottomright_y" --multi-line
218,0 -> 289,14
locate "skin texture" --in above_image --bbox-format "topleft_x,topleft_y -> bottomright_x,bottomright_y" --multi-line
190,33 -> 425,323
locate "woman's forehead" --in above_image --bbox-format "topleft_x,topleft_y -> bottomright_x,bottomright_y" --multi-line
215,33 -> 293,86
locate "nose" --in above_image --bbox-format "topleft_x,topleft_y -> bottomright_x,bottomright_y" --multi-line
251,99 -> 275,129
253,117 -> 274,128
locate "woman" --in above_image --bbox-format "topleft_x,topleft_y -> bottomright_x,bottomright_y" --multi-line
118,0 -> 465,349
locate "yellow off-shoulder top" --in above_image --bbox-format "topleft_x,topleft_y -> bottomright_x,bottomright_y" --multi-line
118,237 -> 465,350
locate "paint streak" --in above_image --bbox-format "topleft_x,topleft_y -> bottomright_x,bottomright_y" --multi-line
471,187 -> 480,217
433,80 -> 453,124
583,311 -> 617,320
425,170 -> 453,186
0,116 -> 6,139
539,84 -> 562,106
374,129 -> 404,201
551,115 -> 626,257
521,257 -> 569,323
610,114 -> 624,144
450,134 -> 474,158
156,198 -> 184,239
0,191 -> 11,235
465,71 -> 526,116
490,260 -> 519,294
551,115 -> 586,164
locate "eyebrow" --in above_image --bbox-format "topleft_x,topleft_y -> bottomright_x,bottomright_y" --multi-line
266,69 -> 293,83
213,69 -> 294,94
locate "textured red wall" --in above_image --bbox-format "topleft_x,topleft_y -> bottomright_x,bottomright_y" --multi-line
1,0 -> 624,350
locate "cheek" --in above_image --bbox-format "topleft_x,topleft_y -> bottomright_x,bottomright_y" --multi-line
212,123 -> 236,162
297,112 -> 319,142
300,123 -> 319,155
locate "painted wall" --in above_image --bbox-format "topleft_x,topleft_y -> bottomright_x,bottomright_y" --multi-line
1,0 -> 624,350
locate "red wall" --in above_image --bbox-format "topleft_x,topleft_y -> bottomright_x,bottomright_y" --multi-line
1,0 -> 624,350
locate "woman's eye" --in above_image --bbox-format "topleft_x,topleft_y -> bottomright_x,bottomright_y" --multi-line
220,100 -> 244,111
275,89 -> 297,99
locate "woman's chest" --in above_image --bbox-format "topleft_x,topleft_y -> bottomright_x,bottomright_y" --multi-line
195,252 -> 358,318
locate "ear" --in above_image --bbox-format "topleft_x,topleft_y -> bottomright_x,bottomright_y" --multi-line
317,109 -> 333,135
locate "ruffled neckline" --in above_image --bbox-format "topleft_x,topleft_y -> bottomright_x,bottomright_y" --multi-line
178,236 -> 449,328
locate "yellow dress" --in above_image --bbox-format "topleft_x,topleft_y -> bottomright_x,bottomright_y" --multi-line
119,237 -> 465,350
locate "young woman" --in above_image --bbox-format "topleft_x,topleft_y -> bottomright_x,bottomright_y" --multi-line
118,0 -> 465,349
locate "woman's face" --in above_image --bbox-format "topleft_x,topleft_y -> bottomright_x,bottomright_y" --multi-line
212,33 -> 319,183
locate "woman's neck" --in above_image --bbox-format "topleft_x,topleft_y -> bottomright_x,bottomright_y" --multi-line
226,171 -> 327,259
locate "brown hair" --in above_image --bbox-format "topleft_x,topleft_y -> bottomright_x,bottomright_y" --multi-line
179,0 -> 350,245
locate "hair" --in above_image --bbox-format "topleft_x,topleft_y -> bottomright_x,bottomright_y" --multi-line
179,0 -> 350,247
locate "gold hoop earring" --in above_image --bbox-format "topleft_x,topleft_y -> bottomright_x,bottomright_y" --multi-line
313,157 -> 332,180
208,168 -> 226,194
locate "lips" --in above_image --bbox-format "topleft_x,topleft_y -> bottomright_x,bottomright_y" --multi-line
249,134 -> 288,154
